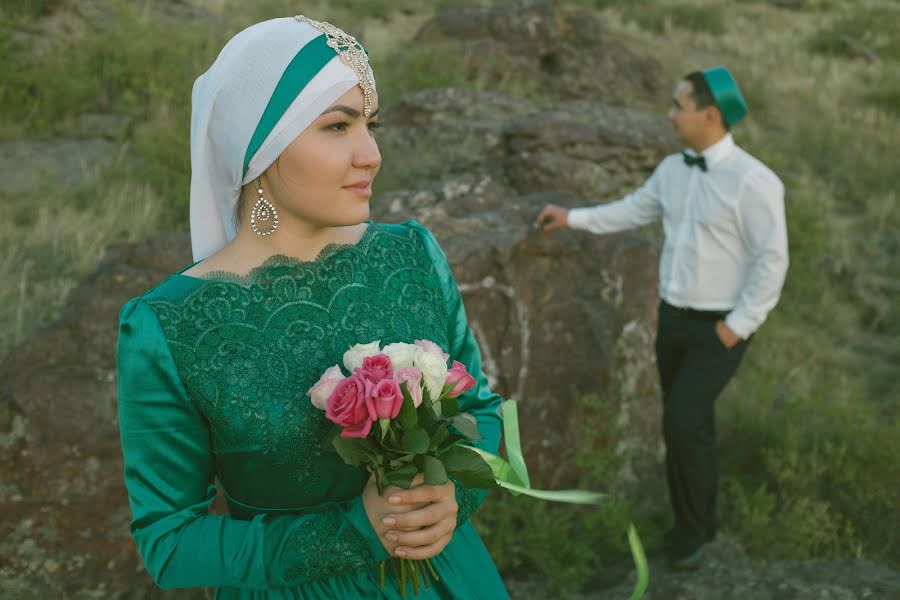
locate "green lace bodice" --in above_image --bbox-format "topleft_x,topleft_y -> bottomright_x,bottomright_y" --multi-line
148,222 -> 449,508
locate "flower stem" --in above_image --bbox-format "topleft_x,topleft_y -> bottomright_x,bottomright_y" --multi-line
425,558 -> 440,582
410,559 -> 420,596
420,559 -> 431,589
399,558 -> 407,598
379,560 -> 386,590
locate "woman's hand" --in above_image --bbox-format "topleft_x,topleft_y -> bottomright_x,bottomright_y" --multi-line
362,474 -> 421,556
381,478 -> 458,560
362,473 -> 458,559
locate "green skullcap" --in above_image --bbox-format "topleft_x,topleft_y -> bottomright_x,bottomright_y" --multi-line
702,66 -> 747,127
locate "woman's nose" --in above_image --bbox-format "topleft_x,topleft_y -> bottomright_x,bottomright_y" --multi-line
354,130 -> 381,170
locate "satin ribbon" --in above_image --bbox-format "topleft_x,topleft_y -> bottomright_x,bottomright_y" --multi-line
467,400 -> 649,599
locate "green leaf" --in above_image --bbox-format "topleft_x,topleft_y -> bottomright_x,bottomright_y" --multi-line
450,413 -> 481,441
416,400 -> 435,429
440,445 -> 497,489
398,382 -> 418,428
332,436 -> 368,466
400,427 -> 430,454
429,423 -> 451,451
442,395 -> 460,417
423,455 -> 448,485
389,454 -> 416,467
384,463 -> 417,489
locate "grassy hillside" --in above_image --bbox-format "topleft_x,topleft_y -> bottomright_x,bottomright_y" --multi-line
1,0 -> 897,592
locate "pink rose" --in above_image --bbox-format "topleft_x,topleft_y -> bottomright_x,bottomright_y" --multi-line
307,365 -> 346,410
445,360 -> 476,398
366,379 -> 404,419
393,367 -> 424,408
414,339 -> 449,362
356,354 -> 393,384
325,373 -> 376,438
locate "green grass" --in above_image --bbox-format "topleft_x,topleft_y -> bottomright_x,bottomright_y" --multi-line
571,0 -> 726,34
808,6 -> 900,61
473,393 -> 640,593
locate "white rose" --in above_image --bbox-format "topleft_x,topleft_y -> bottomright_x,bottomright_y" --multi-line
414,339 -> 450,361
307,365 -> 345,410
415,350 -> 449,399
342,341 -> 382,372
381,342 -> 422,371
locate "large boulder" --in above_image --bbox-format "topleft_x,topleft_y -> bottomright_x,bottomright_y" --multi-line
374,87 -> 678,488
0,234 -> 200,598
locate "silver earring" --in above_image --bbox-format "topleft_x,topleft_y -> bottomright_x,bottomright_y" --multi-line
250,179 -> 279,236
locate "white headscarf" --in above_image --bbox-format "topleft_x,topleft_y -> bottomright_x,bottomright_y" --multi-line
189,16 -> 373,261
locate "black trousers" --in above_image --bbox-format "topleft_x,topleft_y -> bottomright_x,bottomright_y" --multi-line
655,300 -> 750,554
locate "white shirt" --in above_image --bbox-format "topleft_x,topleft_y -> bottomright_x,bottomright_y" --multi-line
568,133 -> 788,339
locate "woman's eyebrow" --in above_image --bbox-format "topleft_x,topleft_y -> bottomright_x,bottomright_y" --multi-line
320,105 -> 380,118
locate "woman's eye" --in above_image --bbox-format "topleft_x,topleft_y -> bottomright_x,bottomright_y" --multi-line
368,121 -> 382,132
328,122 -> 350,132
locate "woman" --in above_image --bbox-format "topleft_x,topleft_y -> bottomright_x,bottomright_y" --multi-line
116,15 -> 509,599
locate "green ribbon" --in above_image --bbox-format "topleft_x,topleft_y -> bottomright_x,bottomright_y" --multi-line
469,400 -> 649,599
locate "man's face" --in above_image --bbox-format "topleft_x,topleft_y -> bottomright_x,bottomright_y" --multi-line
667,80 -> 712,148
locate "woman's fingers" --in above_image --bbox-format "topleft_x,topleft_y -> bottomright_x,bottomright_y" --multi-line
387,480 -> 454,506
393,531 -> 454,560
383,498 -> 458,530
386,518 -> 455,548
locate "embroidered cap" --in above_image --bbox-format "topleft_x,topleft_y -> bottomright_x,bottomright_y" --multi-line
702,66 -> 747,127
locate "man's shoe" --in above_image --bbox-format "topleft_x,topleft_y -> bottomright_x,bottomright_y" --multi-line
668,546 -> 704,571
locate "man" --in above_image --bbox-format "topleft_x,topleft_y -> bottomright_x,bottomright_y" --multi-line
536,67 -> 788,569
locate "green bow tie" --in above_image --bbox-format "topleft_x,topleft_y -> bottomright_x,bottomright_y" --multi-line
682,152 -> 707,172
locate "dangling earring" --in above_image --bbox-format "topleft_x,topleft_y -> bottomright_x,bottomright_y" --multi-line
250,178 -> 279,236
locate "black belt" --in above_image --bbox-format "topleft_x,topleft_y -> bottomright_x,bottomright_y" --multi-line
660,299 -> 728,321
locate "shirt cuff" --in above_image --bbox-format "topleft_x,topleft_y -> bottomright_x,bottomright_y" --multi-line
724,311 -> 757,340
566,207 -> 594,231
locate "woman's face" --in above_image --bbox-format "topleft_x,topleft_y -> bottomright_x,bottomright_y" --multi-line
262,85 -> 381,229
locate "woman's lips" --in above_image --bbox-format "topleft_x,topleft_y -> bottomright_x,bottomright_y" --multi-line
343,181 -> 372,198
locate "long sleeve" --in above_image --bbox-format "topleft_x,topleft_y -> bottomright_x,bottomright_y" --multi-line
116,298 -> 389,591
409,223 -> 504,526
724,170 -> 789,338
567,163 -> 664,234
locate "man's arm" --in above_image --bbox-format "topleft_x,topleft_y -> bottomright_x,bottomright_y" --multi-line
538,163 -> 665,234
724,170 -> 789,339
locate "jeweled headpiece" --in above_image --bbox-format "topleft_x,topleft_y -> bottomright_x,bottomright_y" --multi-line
295,15 -> 376,117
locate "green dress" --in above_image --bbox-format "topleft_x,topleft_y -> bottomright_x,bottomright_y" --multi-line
116,221 -> 509,599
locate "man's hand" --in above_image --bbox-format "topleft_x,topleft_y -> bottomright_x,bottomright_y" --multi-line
715,320 -> 741,349
535,204 -> 569,231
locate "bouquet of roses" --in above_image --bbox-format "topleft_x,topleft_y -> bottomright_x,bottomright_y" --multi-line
307,339 -> 498,595
308,340 -> 649,599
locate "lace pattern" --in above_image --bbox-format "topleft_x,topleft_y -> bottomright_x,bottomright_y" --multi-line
147,224 -> 449,498
282,511 -> 373,583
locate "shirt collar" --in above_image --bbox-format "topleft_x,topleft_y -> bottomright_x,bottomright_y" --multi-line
698,133 -> 734,169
